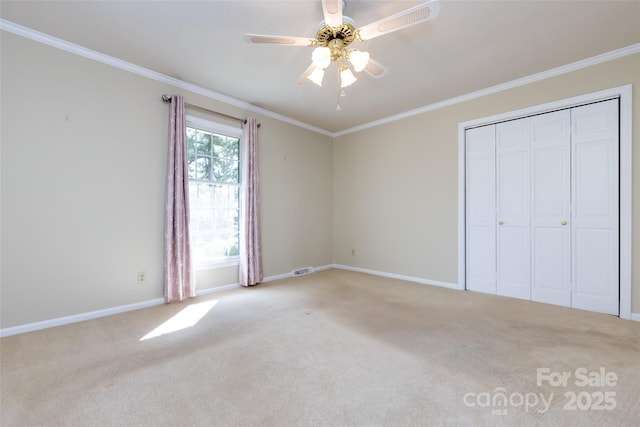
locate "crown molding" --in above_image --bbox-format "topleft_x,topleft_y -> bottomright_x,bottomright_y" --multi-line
334,43 -> 640,137
0,19 -> 334,137
2,19 -> 638,139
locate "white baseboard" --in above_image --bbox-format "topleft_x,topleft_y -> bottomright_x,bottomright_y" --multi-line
0,298 -> 165,338
0,265 -> 336,338
262,264 -> 333,283
3,265 -> 634,337
332,264 -> 640,323
330,264 -> 462,290
0,284 -> 246,338
196,282 -> 242,296
261,272 -> 293,282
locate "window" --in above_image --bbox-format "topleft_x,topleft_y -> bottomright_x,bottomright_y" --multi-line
186,116 -> 241,268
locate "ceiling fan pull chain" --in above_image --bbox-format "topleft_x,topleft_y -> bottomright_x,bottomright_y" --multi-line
336,67 -> 342,110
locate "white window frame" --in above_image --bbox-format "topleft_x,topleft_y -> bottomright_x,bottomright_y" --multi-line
186,115 -> 242,271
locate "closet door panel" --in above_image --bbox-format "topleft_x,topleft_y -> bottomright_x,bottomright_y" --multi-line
496,119 -> 530,300
465,125 -> 496,294
498,227 -> 530,297
571,100 -> 619,315
530,110 -> 571,307
575,229 -> 614,295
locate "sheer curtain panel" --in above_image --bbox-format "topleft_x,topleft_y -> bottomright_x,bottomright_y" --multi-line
239,117 -> 263,286
164,95 -> 195,302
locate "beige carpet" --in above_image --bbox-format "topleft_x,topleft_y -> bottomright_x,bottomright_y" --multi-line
1,269 -> 639,426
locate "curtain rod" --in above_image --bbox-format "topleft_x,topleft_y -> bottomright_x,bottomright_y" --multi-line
161,95 -> 260,127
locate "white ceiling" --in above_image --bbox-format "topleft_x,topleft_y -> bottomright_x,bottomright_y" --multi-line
2,1 -> 639,133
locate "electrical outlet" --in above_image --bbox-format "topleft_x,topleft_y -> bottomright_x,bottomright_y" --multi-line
137,271 -> 146,284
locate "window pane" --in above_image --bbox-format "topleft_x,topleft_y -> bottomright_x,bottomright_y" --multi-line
218,138 -> 240,183
212,155 -> 226,183
194,156 -> 212,180
186,123 -> 240,265
230,138 -> 240,183
229,185 -> 240,210
213,184 -> 227,209
212,134 -> 225,156
196,131 -> 212,154
187,129 -> 198,180
229,157 -> 239,183
197,183 -> 213,209
227,136 -> 240,154
187,156 -> 196,180
187,128 -> 197,154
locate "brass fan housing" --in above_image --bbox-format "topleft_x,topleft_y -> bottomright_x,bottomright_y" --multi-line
315,21 -> 358,61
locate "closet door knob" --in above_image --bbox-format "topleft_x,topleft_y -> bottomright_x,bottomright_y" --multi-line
498,220 -> 504,225
561,220 -> 567,226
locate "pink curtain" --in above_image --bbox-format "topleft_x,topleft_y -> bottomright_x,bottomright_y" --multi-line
164,95 -> 195,302
239,117 -> 263,286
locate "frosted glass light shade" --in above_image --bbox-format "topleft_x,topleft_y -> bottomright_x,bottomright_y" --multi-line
340,67 -> 357,88
312,47 -> 331,69
349,50 -> 369,72
308,67 -> 325,86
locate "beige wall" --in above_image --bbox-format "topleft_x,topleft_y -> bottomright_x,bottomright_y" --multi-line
2,30 -> 639,330
334,53 -> 640,313
0,33 -> 334,328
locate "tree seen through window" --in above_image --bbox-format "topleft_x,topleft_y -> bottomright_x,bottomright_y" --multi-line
186,124 -> 240,266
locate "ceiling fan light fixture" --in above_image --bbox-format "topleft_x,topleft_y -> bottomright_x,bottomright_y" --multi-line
308,67 -> 326,86
348,50 -> 370,72
245,1 -> 442,107
340,66 -> 357,88
312,46 -> 331,69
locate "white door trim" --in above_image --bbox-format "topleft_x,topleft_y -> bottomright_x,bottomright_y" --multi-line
458,84 -> 632,319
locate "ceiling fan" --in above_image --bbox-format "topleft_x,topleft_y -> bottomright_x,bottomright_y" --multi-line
245,0 -> 441,108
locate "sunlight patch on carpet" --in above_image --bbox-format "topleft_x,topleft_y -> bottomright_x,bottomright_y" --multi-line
140,300 -> 218,341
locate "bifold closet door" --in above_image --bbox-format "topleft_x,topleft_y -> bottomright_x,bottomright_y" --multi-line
465,125 -> 496,294
530,110 -> 571,307
465,99 -> 619,315
571,100 -> 619,315
496,118 -> 531,300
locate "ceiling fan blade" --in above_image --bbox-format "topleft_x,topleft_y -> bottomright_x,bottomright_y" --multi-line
363,57 -> 388,78
357,0 -> 441,41
296,63 -> 316,85
321,0 -> 343,28
244,34 -> 315,46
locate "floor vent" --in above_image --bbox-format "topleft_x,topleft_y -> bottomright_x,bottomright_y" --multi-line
292,267 -> 315,276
